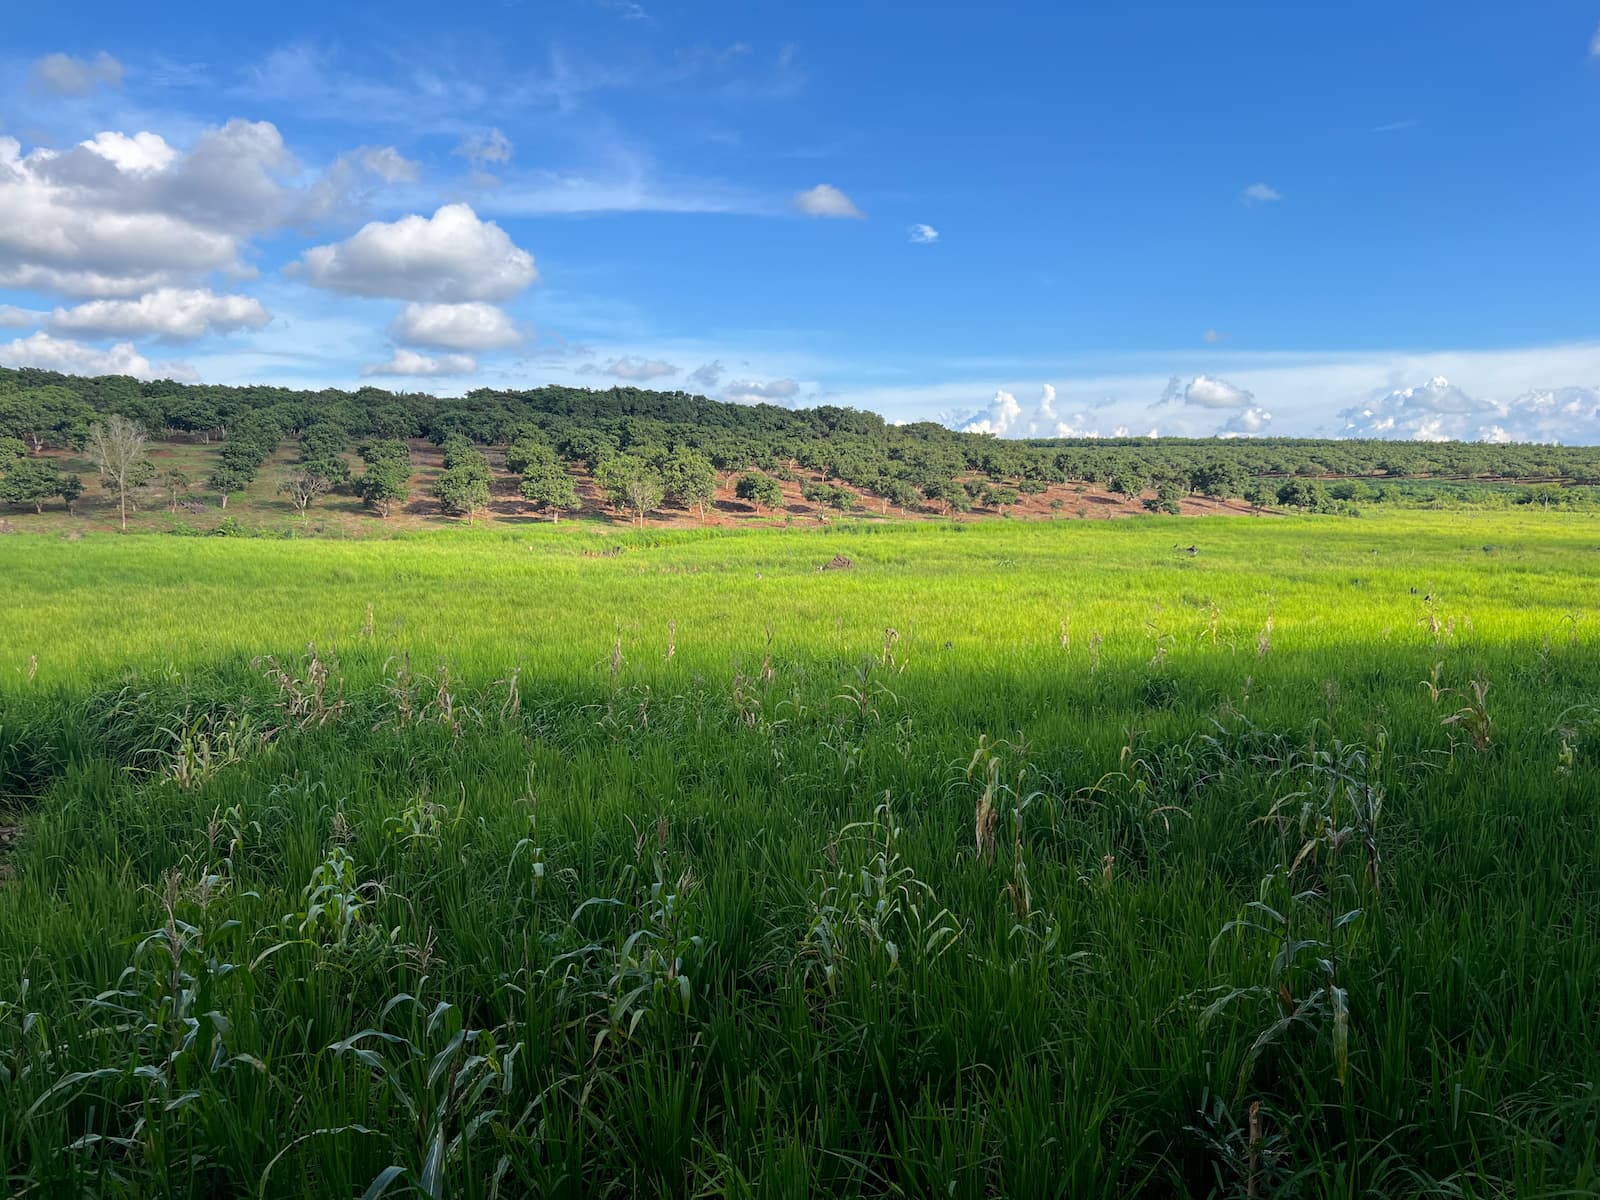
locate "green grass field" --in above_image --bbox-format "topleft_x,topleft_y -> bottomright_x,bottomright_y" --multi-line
1,512 -> 1598,1197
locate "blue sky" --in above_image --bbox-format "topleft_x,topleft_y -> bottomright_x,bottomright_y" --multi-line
3,1 -> 1600,441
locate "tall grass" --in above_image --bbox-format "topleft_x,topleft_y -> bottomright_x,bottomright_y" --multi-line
0,511 -> 1597,1196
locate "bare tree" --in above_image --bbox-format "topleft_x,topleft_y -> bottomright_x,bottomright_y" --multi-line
280,467 -> 335,517
85,415 -> 149,533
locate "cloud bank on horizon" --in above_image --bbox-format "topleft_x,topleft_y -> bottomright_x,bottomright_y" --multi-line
2,6 -> 1599,443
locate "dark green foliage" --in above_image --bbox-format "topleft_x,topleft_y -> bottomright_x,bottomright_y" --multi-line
0,385 -> 92,451
1276,478 -> 1328,510
734,471 -> 784,512
1110,473 -> 1147,500
207,463 -> 256,508
504,435 -> 557,475
881,478 -> 921,513
519,457 -> 582,521
433,440 -> 493,520
0,456 -> 76,513
661,449 -> 716,519
356,440 -> 412,518
1143,482 -> 1184,515
984,484 -> 1020,513
4,366 -> 1600,531
1190,460 -> 1248,498
594,453 -> 665,523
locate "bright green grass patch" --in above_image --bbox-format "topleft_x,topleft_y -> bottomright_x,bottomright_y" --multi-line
0,511 -> 1597,1197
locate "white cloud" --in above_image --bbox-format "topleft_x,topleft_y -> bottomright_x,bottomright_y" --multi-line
0,133 -> 249,297
361,349 -> 477,377
1240,182 -> 1282,206
793,183 -> 863,219
1592,21 -> 1600,58
826,341 -> 1600,441
453,129 -> 513,168
49,288 -> 271,341
0,306 -> 42,329
290,204 -> 537,302
79,131 -> 178,174
602,355 -> 679,381
1221,406 -> 1273,436
1338,375 -> 1600,443
0,119 -> 339,299
390,301 -> 522,351
724,377 -> 801,404
961,388 -> 1023,435
959,384 -> 1094,437
908,223 -> 939,244
350,146 -> 419,184
1183,374 -> 1254,409
1203,329 -> 1224,344
31,52 -> 122,96
0,332 -> 194,380
300,146 -> 422,220
687,360 -> 723,389
1,119 -> 429,303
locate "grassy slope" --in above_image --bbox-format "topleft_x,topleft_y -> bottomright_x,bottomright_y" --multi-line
8,436 -> 1255,537
0,512 -> 1597,1197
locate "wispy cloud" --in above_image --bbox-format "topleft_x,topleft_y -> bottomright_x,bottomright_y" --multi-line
30,51 -> 122,96
480,165 -> 769,217
908,223 -> 939,244
1240,182 -> 1282,206
600,354 -> 678,381
1372,118 -> 1420,134
361,348 -> 476,377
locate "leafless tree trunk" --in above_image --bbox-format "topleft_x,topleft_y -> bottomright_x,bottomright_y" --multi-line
85,415 -> 148,533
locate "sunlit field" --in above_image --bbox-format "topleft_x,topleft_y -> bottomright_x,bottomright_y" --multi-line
2,511 -> 1597,1197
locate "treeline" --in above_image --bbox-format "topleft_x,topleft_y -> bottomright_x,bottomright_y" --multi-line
4,366 -> 1600,523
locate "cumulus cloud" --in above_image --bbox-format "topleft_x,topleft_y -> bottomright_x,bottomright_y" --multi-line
959,384 -> 1095,437
793,183 -> 863,219
0,332 -> 194,380
908,223 -> 939,244
1220,406 -> 1273,436
290,204 -> 537,302
962,388 -> 1022,436
389,301 -> 522,351
687,360 -> 723,389
1182,374 -> 1255,409
79,131 -> 178,174
361,348 -> 477,377
602,355 -> 679,381
0,305 -> 41,329
31,52 -> 122,96
1240,182 -> 1282,206
454,129 -> 514,167
724,377 -> 801,404
0,119 -> 332,299
49,288 -> 270,341
1338,376 -> 1600,443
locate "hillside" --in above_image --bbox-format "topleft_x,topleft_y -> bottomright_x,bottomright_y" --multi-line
3,366 -> 1598,534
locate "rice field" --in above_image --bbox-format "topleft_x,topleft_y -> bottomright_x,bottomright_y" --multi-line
1,511 -> 1597,1197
